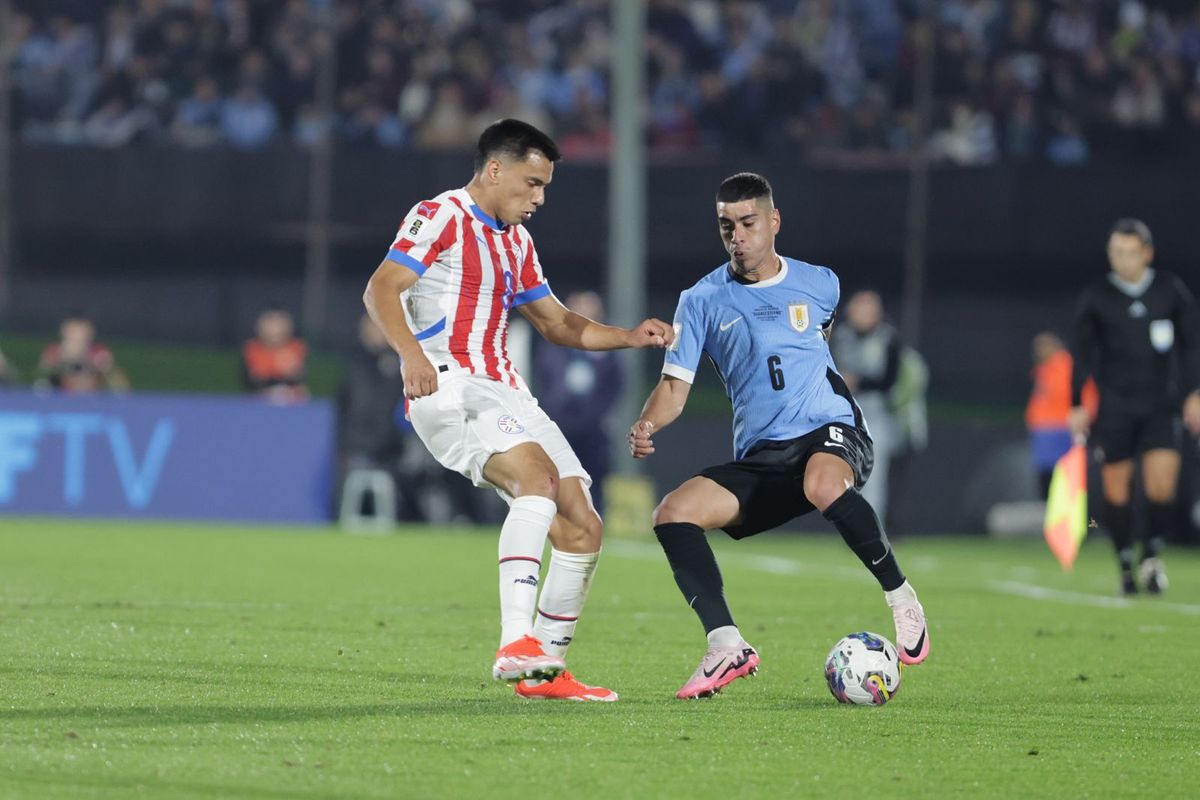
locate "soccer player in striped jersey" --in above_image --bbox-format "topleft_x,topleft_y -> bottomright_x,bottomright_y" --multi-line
364,119 -> 673,701
628,172 -> 929,700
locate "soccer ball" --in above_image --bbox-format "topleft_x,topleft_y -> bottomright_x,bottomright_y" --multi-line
824,631 -> 902,705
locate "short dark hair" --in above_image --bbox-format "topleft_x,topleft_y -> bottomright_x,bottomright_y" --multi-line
474,119 -> 561,172
716,172 -> 773,205
1110,217 -> 1153,247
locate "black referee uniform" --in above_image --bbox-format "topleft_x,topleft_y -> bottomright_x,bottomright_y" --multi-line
1071,269 -> 1200,463
1071,267 -> 1200,576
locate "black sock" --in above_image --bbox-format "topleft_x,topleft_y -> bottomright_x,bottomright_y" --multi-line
823,488 -> 906,591
1106,502 -> 1134,571
653,522 -> 735,633
1144,501 -> 1174,560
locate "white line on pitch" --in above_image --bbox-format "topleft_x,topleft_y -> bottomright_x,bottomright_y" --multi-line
987,580 -> 1200,616
607,540 -> 1200,616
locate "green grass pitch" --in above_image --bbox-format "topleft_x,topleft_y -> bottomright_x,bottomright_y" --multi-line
1,518 -> 1197,799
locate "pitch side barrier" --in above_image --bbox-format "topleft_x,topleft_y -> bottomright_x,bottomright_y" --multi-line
0,390 -> 333,523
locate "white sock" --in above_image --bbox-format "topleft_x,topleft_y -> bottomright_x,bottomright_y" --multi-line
498,496 -> 556,647
531,548 -> 600,660
707,625 -> 743,647
884,580 -> 918,607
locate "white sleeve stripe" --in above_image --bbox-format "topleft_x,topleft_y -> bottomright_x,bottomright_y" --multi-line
662,363 -> 696,384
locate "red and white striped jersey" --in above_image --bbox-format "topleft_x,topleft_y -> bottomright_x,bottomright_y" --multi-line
385,188 -> 551,388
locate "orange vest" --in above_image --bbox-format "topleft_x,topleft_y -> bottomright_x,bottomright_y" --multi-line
1026,350 -> 1097,430
243,339 -> 307,384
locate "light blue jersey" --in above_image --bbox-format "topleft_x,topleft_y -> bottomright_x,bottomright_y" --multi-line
664,256 -> 864,459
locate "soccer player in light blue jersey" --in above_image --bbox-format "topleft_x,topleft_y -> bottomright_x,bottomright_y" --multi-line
628,173 -> 930,700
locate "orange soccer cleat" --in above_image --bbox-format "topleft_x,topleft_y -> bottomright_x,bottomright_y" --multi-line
492,635 -> 566,682
514,671 -> 618,702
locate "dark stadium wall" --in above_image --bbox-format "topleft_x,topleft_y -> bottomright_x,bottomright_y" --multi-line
16,145 -> 1200,293
14,145 -> 1200,404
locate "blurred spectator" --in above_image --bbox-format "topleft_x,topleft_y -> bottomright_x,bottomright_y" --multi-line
36,313 -> 129,394
0,347 -> 14,387
558,94 -> 611,160
412,79 -> 476,151
220,84 -> 279,149
531,291 -> 624,515
82,95 -> 156,147
887,344 -> 930,533
1111,57 -> 1166,129
1001,92 -> 1040,162
830,290 -> 901,522
171,76 -> 224,147
241,308 -> 308,403
929,99 -> 998,165
337,314 -> 406,467
336,314 -> 407,519
8,0 -> 1200,163
1026,331 -> 1099,497
1045,113 -> 1091,166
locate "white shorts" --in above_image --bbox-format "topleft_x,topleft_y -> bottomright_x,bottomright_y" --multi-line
407,371 -> 591,504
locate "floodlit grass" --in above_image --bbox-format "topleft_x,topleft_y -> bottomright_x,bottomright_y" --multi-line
1,518 -> 1197,799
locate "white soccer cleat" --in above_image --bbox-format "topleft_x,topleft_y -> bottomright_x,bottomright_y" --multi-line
886,582 -> 930,665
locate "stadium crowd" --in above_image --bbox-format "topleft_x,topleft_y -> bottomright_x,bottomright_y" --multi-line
8,0 -> 1200,163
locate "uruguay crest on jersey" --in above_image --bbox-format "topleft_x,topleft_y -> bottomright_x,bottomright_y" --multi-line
662,257 -> 860,460
789,303 -> 810,332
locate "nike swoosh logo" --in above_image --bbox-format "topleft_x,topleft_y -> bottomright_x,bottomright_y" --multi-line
719,316 -> 744,332
823,441 -> 846,449
871,547 -> 890,566
719,651 -> 753,679
903,628 -> 926,660
702,658 -> 726,678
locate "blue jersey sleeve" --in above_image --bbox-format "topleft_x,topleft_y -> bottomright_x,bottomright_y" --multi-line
823,267 -> 840,326
662,289 -> 706,383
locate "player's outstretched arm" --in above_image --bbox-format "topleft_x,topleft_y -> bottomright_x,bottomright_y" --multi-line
363,258 -> 438,399
519,295 -> 674,351
627,375 -> 691,458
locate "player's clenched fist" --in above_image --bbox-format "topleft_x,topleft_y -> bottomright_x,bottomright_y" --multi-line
401,351 -> 439,399
626,318 -> 675,349
627,419 -> 655,458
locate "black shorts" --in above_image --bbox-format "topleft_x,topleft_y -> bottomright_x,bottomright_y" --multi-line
1092,409 -> 1182,464
698,423 -> 874,540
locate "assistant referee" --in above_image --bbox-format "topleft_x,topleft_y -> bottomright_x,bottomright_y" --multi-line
1069,218 -> 1200,595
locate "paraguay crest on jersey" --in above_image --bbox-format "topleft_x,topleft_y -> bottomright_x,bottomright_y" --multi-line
789,303 -> 810,332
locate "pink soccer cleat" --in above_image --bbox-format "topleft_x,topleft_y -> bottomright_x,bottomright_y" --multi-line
891,600 -> 930,665
675,642 -> 760,699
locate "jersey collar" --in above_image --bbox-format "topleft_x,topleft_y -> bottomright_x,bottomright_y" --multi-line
730,256 -> 788,288
468,202 -> 508,232
1108,268 -> 1155,298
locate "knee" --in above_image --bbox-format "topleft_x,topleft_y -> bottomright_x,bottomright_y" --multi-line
515,463 -> 560,502
804,472 -> 848,513
1104,485 -> 1131,507
652,493 -> 689,527
1144,484 -> 1176,504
